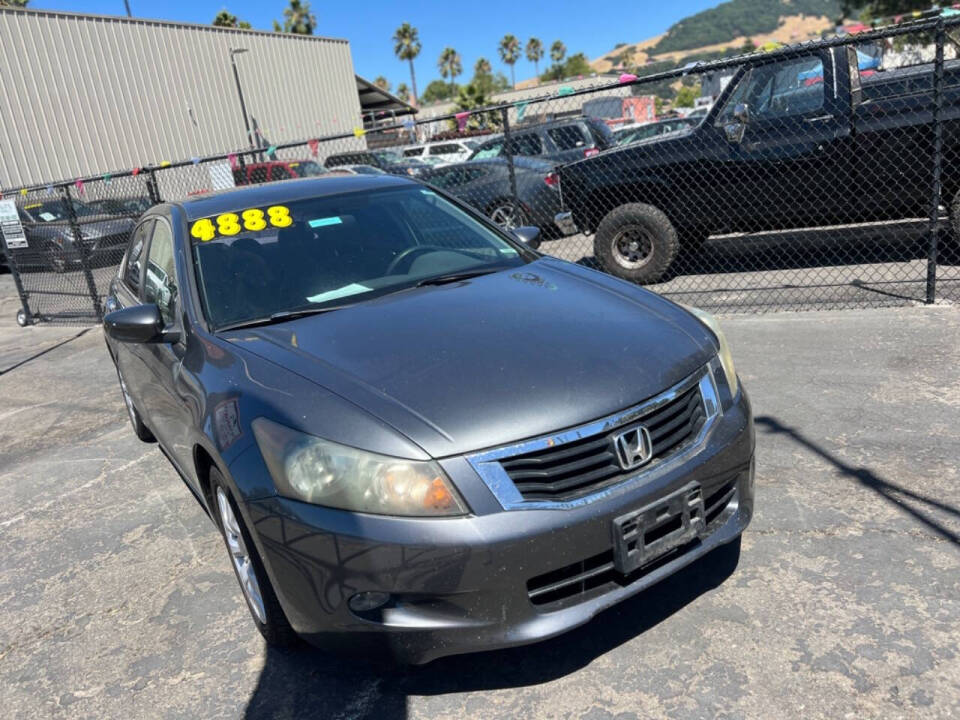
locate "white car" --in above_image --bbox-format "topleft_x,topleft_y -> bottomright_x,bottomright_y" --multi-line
401,140 -> 479,166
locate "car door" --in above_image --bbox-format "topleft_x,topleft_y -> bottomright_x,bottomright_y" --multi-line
110,219 -> 154,412
714,49 -> 853,231
137,217 -> 196,479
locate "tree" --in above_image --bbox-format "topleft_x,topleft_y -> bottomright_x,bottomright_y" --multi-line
739,39 -> 757,54
550,40 -> 566,65
396,82 -> 410,103
273,0 -> 316,34
421,79 -> 459,104
475,57 -> 492,77
498,34 -> 521,89
213,10 -> 252,29
374,76 -> 391,92
526,37 -> 544,77
438,47 -> 462,98
674,84 -> 700,107
393,23 -> 422,107
454,83 -> 501,130
617,47 -> 635,69
0,0 -> 30,5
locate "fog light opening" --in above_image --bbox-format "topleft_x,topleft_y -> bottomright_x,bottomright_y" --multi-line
349,591 -> 392,614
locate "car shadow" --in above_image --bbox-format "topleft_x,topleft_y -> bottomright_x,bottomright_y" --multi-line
243,539 -> 741,719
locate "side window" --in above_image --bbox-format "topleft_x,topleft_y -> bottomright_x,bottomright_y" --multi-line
716,56 -> 825,124
472,140 -> 503,159
122,220 -> 153,294
461,167 -> 487,183
548,125 -> 587,151
143,221 -> 178,326
429,144 -> 460,156
425,168 -> 462,189
249,166 -> 269,184
507,133 -> 543,156
271,166 -> 295,180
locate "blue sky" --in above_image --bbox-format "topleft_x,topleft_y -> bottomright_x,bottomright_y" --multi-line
29,0 -> 719,91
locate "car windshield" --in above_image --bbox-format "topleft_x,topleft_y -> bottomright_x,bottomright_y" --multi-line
290,161 -> 327,178
191,185 -> 530,330
22,199 -> 99,222
373,151 -> 405,166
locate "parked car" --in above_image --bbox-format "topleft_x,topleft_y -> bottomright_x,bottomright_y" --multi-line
401,140 -> 480,165
468,116 -> 616,164
324,149 -> 429,176
420,157 -> 565,239
85,196 -> 154,217
233,160 -> 328,185
556,46 -> 960,283
17,199 -> 135,272
324,164 -> 387,176
613,117 -> 699,146
102,174 -> 753,664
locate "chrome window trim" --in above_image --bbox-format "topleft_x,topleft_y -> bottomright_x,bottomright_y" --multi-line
466,363 -> 722,511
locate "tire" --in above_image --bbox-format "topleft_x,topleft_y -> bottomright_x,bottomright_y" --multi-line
594,203 -> 679,284
115,365 -> 155,442
488,199 -> 529,231
211,468 -> 299,648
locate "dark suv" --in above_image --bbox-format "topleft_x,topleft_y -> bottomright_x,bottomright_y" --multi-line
469,116 -> 616,164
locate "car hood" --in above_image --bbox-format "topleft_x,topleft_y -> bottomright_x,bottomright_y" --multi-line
223,258 -> 717,458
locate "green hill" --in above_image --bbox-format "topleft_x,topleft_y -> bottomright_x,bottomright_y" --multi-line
653,0 -> 842,54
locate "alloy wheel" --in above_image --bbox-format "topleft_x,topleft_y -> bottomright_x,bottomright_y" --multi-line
489,202 -> 524,230
612,226 -> 655,269
216,486 -> 267,624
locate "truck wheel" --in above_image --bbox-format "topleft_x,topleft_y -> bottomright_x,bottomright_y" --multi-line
594,203 -> 679,284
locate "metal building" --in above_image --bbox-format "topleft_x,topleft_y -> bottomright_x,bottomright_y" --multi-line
0,8 -> 404,189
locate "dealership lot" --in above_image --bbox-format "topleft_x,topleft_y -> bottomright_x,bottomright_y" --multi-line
1,274 -> 958,719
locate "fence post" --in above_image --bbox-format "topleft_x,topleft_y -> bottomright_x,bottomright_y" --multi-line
0,230 -> 33,326
500,106 -> 521,222
926,17 -> 945,304
146,169 -> 161,205
60,185 -> 103,321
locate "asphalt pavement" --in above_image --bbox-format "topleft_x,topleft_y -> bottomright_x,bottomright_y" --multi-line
0,273 -> 958,719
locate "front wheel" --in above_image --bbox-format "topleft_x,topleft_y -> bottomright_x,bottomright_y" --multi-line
212,469 -> 298,647
488,200 -> 529,231
594,203 -> 679,284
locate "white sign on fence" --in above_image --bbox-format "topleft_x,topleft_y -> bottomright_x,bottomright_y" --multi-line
0,199 -> 28,249
208,162 -> 236,191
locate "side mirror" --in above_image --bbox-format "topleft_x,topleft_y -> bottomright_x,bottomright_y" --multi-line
104,304 -> 179,344
733,103 -> 749,124
512,225 -> 542,250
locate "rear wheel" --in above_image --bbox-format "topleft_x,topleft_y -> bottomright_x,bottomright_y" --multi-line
116,366 -> 155,442
212,469 -> 298,647
594,203 -> 679,284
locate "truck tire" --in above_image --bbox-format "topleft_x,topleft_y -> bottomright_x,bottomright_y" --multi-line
594,203 -> 679,284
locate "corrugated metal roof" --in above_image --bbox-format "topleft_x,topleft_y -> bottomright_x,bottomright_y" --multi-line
0,8 -> 361,189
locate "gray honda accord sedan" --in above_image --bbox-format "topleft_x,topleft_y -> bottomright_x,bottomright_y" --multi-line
103,174 -> 753,664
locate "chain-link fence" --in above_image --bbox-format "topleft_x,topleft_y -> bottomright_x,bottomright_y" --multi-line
2,16 -> 959,326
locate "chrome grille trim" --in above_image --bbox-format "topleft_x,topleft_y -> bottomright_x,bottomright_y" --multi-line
466,362 -> 722,511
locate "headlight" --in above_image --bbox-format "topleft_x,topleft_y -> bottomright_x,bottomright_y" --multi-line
684,306 -> 738,398
252,418 -> 467,517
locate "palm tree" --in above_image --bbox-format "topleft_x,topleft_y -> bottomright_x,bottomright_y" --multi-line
498,34 -> 521,89
393,23 -> 422,107
374,76 -> 391,92
396,82 -> 410,103
213,10 -> 251,28
0,0 -> 29,5
550,40 -> 566,66
438,47 -> 462,98
474,57 -> 492,77
273,0 -> 316,34
526,37 -> 544,78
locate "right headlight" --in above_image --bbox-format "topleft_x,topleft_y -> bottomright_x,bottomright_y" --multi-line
684,305 -> 739,398
252,418 -> 467,517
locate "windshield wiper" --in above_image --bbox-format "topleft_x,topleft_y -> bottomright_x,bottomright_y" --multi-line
217,306 -> 344,332
415,268 -> 500,287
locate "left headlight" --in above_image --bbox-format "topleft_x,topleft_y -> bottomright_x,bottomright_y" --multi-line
684,305 -> 739,398
252,418 -> 468,517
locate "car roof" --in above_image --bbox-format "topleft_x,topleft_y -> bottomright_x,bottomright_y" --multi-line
175,175 -> 414,221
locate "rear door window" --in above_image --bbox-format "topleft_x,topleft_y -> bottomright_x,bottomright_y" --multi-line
249,166 -> 269,184
270,165 -> 295,181
507,133 -> 543,156
429,143 -> 462,156
548,125 -> 588,151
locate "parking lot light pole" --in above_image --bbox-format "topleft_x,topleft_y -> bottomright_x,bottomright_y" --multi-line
229,48 -> 255,150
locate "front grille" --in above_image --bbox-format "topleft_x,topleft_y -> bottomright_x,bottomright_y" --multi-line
500,382 -> 706,502
526,474 -> 740,608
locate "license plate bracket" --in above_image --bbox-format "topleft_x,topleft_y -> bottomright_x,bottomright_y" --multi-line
612,482 -> 706,574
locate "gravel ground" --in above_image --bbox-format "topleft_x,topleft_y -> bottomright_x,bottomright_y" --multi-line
0,274 -> 958,719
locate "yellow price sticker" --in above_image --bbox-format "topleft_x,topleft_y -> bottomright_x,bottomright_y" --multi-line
189,205 -> 293,241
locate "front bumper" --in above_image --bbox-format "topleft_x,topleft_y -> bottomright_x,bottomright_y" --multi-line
242,388 -> 754,664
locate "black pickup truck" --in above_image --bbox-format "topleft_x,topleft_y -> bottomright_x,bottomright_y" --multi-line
556,45 -> 960,283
